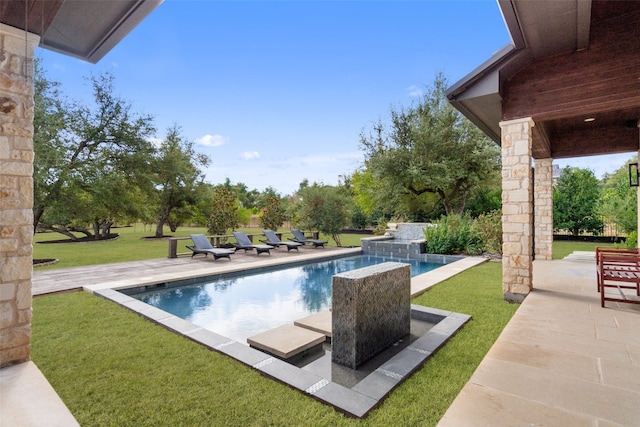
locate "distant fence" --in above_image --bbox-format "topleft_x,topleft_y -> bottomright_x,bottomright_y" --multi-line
553,222 -> 627,243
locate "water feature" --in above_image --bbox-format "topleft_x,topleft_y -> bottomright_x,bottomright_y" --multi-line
109,245 -> 472,417
124,254 -> 443,343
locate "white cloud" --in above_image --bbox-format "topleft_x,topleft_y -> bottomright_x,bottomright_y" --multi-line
147,136 -> 163,147
407,85 -> 423,98
240,151 -> 260,160
196,134 -> 227,147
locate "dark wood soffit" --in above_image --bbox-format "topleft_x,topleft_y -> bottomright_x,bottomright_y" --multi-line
502,9 -> 640,123
545,125 -> 639,160
532,107 -> 640,159
0,0 -> 63,37
531,123 -> 551,159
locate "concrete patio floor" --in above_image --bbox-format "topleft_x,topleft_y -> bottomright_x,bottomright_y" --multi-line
439,257 -> 640,426
3,250 -> 638,425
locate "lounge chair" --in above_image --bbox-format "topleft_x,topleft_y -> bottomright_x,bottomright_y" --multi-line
187,234 -> 235,260
289,229 -> 327,248
260,230 -> 303,252
232,231 -> 274,255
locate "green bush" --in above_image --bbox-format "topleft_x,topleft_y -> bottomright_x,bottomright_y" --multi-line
625,230 -> 638,248
424,214 -> 483,255
472,210 -> 502,254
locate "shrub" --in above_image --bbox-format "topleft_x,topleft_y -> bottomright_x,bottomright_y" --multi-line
424,214 -> 483,255
259,195 -> 285,231
206,188 -> 239,235
472,210 -> 502,254
625,230 -> 638,249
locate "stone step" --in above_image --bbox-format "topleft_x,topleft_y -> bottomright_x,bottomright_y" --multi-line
247,324 -> 326,360
294,310 -> 332,338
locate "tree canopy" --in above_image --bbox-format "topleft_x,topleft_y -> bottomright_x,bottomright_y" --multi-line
150,126 -> 210,237
553,167 -> 604,236
599,157 -> 637,235
359,73 -> 500,219
33,67 -> 156,239
294,184 -> 350,246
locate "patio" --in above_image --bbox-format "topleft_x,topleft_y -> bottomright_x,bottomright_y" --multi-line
3,251 -> 638,425
440,257 -> 640,426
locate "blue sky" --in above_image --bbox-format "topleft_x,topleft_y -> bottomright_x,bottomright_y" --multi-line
37,0 -> 633,195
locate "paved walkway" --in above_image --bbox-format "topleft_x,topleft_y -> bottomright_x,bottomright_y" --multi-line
439,257 -> 640,426
32,247 -> 361,295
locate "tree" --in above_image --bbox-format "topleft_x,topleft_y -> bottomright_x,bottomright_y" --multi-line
221,178 -> 261,210
206,187 -> 239,235
296,184 -> 350,246
599,157 -> 637,234
151,126 -> 210,237
359,72 -> 500,218
33,68 -> 156,239
553,167 -> 604,235
259,195 -> 285,231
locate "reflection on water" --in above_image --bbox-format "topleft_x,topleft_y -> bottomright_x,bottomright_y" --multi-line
135,255 -> 442,343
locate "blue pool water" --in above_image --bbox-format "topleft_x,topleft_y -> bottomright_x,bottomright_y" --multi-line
132,254 -> 444,343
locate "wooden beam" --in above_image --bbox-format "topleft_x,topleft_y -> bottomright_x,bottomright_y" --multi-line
550,126 -> 639,159
532,122 -> 551,159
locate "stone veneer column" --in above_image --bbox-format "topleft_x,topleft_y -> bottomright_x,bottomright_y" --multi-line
534,158 -> 553,260
637,120 -> 640,248
0,24 -> 39,367
500,118 -> 534,303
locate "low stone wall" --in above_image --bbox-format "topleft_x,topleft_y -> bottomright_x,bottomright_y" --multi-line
361,236 -> 463,264
332,262 -> 411,369
386,222 -> 430,241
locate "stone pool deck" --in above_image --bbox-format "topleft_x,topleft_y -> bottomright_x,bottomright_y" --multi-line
8,251 -> 638,423
5,247 -> 482,424
439,257 -> 640,426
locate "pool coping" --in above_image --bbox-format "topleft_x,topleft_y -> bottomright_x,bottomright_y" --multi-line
89,252 -> 486,417
95,287 -> 470,417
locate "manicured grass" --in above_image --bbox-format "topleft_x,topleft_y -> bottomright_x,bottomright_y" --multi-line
552,240 -> 615,259
33,226 -> 367,270
32,262 -> 514,426
35,226 -> 612,269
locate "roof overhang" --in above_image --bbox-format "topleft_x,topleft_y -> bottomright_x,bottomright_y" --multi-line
0,0 -> 162,63
446,0 -> 594,144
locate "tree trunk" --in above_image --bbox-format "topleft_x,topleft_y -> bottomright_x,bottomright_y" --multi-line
156,207 -> 171,237
49,226 -> 79,241
155,219 -> 166,238
93,221 -> 101,239
33,206 -> 45,234
102,221 -> 112,236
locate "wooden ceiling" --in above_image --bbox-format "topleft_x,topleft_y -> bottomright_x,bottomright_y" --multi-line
0,0 -> 63,37
503,2 -> 640,159
447,0 -> 640,161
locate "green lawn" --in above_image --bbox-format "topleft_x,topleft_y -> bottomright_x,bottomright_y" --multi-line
32,262 -> 515,426
33,226 -> 366,270
34,225 -> 613,269
552,240 -> 615,259
30,230 -> 602,424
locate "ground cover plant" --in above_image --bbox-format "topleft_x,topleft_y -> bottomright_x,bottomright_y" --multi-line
32,262 -> 514,426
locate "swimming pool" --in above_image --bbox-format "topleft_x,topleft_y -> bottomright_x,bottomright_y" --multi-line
128,254 -> 444,343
